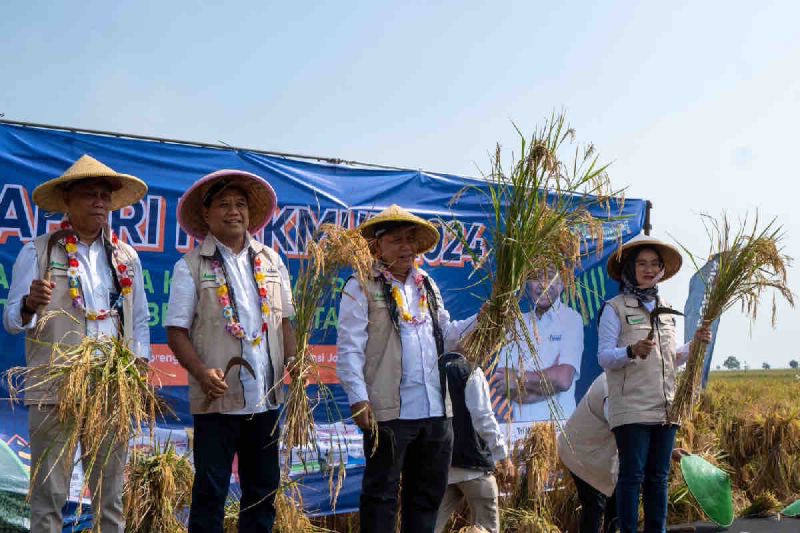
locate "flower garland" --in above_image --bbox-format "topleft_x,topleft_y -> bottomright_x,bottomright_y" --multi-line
211,255 -> 271,346
381,270 -> 428,325
60,219 -> 133,321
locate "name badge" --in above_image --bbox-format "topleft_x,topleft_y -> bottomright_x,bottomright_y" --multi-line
373,292 -> 385,302
49,260 -> 67,269
201,273 -> 217,281
626,315 -> 646,325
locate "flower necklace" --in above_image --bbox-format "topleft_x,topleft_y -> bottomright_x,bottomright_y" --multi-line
59,219 -> 133,321
211,254 -> 271,346
381,270 -> 428,325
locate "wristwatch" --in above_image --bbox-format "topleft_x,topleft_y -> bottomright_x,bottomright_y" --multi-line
626,345 -> 635,359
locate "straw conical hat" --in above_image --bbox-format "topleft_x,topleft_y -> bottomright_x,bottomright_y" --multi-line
32,155 -> 148,213
606,233 -> 682,282
358,204 -> 440,254
177,169 -> 277,239
680,454 -> 735,527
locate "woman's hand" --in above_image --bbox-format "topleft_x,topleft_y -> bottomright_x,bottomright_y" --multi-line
694,325 -> 713,344
631,339 -> 656,359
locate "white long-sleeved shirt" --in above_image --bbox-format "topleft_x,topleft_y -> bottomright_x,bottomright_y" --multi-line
165,236 -> 295,415
597,299 -> 690,370
336,268 -> 476,420
448,367 -> 509,484
3,239 -> 152,359
496,300 -> 584,421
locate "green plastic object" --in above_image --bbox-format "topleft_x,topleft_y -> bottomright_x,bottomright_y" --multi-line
782,499 -> 800,517
680,454 -> 735,527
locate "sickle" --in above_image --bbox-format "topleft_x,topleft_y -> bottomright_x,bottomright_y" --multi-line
647,306 -> 684,341
202,356 -> 257,410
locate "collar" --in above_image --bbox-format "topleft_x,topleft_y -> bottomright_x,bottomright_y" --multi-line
622,294 -> 642,308
200,233 -> 265,258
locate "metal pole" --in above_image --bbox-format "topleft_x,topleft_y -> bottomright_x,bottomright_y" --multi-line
644,200 -> 653,235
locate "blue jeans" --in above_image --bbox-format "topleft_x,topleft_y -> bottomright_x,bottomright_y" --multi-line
612,423 -> 677,533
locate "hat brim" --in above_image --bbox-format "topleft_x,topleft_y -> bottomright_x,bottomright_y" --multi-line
680,455 -> 734,527
177,170 -> 277,239
32,172 -> 148,213
607,237 -> 682,282
359,210 -> 440,255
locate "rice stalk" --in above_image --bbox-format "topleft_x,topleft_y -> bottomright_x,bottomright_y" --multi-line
740,490 -> 781,518
669,213 -> 794,423
5,331 -> 165,527
281,224 -> 372,510
123,441 -> 193,533
447,112 -> 619,422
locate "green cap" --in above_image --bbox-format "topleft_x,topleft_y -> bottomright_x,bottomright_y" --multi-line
781,499 -> 800,517
680,455 -> 735,527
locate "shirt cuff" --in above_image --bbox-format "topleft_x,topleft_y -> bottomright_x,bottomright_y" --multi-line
343,382 -> 370,407
6,301 -> 37,333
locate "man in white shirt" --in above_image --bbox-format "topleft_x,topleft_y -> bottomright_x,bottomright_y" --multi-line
435,352 -> 512,533
3,155 -> 151,533
494,268 -> 583,423
165,170 -> 296,533
336,205 -> 477,533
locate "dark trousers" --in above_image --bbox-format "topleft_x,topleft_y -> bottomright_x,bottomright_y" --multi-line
188,410 -> 281,533
612,423 -> 677,533
360,417 -> 453,533
570,471 -> 618,533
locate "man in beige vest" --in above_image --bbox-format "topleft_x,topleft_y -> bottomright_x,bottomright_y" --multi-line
166,169 -> 296,533
337,205 -> 478,533
3,155 -> 152,533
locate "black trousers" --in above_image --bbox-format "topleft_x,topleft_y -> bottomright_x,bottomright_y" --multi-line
571,471 -> 618,533
360,417 -> 453,533
188,410 -> 281,533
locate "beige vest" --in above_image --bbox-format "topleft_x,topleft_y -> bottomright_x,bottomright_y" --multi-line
24,231 -> 137,405
604,294 -> 678,429
182,235 -> 286,414
557,373 -> 617,496
361,272 -> 452,422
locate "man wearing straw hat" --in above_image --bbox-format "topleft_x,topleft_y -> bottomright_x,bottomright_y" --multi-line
337,204 -> 478,533
166,169 -> 296,533
3,155 -> 152,533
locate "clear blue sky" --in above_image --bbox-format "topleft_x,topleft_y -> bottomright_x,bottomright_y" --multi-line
2,0 -> 799,368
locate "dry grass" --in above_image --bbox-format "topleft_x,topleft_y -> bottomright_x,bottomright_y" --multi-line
670,214 -> 794,423
448,112 -> 619,421
5,329 -> 164,528
281,224 -> 372,513
123,442 -> 193,533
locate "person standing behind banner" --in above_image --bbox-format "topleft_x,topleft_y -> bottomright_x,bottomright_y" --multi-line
166,170 -> 297,533
557,373 -> 618,533
598,235 -> 712,533
494,268 -> 583,422
336,205 -> 479,533
434,352 -> 512,533
3,155 -> 152,533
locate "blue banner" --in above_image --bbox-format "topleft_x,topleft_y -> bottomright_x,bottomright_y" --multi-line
0,122 -> 647,529
683,255 -> 722,388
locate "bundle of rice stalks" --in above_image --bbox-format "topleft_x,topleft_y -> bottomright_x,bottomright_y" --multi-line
123,442 -> 193,533
5,331 -> 163,519
447,113 -> 618,421
223,497 -> 240,533
670,214 -> 794,423
281,224 -> 371,511
740,490 -> 782,518
502,422 -> 561,531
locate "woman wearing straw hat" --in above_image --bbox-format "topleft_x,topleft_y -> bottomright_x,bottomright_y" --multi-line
2,155 -> 152,533
165,170 -> 296,533
598,234 -> 712,533
336,205 -> 479,533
